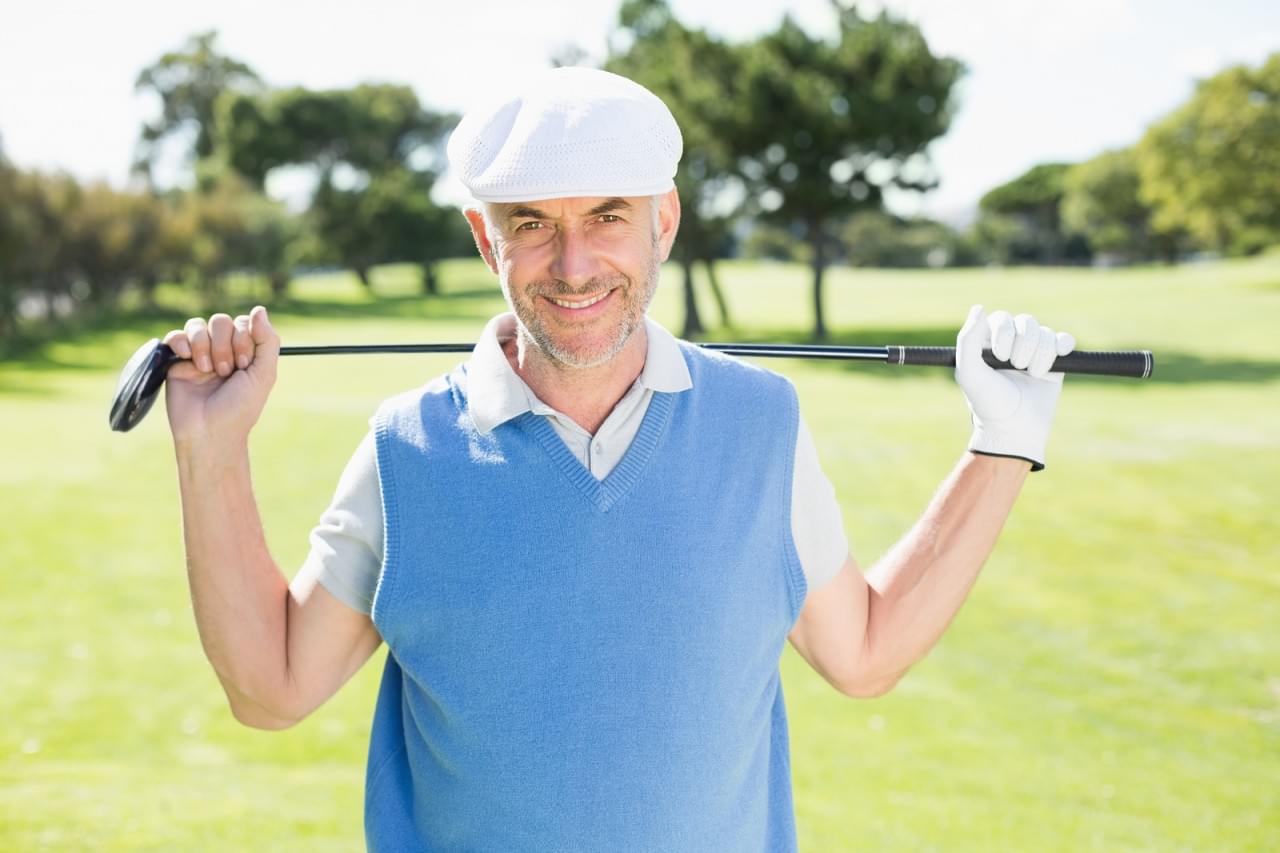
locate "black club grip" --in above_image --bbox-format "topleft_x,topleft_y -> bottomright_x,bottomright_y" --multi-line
888,346 -> 1153,378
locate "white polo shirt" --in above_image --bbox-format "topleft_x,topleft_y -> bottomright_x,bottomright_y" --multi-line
296,313 -> 850,614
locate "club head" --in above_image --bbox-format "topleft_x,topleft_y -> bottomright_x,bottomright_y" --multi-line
109,338 -> 177,432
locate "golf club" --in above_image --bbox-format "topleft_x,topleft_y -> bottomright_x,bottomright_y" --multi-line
108,336 -> 1154,433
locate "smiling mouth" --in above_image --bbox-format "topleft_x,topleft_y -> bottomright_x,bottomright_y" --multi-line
546,290 -> 613,309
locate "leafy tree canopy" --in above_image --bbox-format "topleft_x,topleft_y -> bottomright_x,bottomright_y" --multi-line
216,84 -> 455,189
1137,52 -> 1280,254
134,31 -> 262,180
979,162 -> 1072,216
730,2 -> 964,335
1061,147 -> 1164,259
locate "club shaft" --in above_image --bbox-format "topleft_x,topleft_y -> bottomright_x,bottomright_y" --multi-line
274,343 -> 1154,378
277,343 -> 889,358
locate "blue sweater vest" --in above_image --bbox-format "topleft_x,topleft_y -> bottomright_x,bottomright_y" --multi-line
364,342 -> 809,852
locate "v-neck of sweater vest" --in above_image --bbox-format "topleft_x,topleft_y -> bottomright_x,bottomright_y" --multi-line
515,388 -> 677,513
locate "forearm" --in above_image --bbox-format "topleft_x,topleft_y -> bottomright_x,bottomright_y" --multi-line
858,452 -> 1028,686
174,436 -> 296,721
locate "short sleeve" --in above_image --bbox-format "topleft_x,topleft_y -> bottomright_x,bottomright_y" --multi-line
790,414 -> 850,595
291,430 -> 385,615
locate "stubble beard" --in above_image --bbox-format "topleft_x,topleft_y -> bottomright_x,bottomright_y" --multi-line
505,239 -> 661,370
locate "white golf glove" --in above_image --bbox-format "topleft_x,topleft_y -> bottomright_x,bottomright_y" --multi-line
955,305 -> 1075,471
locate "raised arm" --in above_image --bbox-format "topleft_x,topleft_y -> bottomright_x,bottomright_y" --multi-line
164,306 -> 381,728
788,306 -> 1074,697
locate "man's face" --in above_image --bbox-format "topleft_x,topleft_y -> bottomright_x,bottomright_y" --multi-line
466,193 -> 678,369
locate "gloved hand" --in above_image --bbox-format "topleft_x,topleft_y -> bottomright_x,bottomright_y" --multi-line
955,305 -> 1075,471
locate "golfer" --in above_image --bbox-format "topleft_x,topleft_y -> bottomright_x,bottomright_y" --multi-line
160,67 -> 1076,851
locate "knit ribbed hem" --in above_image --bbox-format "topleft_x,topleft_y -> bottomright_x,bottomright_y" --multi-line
776,381 -> 807,624
370,408 -> 403,624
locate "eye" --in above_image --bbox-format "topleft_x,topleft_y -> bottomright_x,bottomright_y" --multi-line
515,220 -> 544,232
598,214 -> 622,223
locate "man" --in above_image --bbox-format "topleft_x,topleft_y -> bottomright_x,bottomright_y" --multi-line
161,68 -> 1075,851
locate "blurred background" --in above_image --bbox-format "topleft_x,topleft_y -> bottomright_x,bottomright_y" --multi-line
1,1 -> 1277,850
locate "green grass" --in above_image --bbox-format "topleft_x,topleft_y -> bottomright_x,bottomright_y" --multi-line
2,257 -> 1278,850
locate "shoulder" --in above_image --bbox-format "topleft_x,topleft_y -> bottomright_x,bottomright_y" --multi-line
371,367 -> 469,449
675,339 -> 797,398
376,366 -> 460,413
673,341 -> 799,444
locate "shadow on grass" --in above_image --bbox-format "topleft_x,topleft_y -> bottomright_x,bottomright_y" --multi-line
1,282 -> 506,375
693,326 -> 1280,386
1,306 -> 197,370
0,378 -> 61,397
278,288 -> 501,322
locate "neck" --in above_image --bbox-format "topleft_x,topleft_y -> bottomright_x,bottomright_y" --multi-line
504,325 -> 648,435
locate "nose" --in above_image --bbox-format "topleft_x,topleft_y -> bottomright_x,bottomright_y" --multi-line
548,226 -> 603,290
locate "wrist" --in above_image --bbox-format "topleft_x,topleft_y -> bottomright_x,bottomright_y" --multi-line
968,425 -> 1046,472
173,430 -> 250,470
967,448 -> 1038,473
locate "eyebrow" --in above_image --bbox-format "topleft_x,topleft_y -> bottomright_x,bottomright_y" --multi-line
506,205 -> 549,220
586,198 -> 633,216
503,197 -> 634,222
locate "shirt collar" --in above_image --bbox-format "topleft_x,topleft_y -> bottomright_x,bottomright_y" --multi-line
466,312 -> 693,435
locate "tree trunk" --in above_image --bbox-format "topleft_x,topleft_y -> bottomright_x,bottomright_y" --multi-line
199,272 -> 222,312
270,271 -> 289,300
702,258 -> 731,328
0,288 -> 16,344
139,272 -> 158,309
422,262 -> 439,295
680,256 -> 704,338
808,223 -> 828,341
87,277 -> 120,312
355,266 -> 372,289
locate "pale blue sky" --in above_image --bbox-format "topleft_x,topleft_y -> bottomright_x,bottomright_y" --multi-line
1,0 -> 1276,223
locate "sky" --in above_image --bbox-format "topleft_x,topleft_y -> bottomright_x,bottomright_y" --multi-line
1,0 -> 1277,224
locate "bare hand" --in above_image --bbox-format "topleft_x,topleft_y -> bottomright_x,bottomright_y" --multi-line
162,306 -> 280,445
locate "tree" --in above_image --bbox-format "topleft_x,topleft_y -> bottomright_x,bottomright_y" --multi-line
967,212 -> 1022,266
4,169 -> 82,321
731,3 -> 963,338
741,222 -> 811,264
64,182 -> 150,308
841,211 -> 957,268
127,190 -> 188,307
606,0 -> 741,337
0,164 -> 188,337
1137,53 -> 1280,255
977,162 -> 1093,264
216,84 -> 460,288
173,170 -> 298,306
217,84 -> 454,191
0,157 -> 26,339
309,167 -> 468,292
1061,147 -> 1183,263
133,31 -> 263,185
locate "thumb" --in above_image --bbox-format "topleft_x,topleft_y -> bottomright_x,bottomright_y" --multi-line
247,305 -> 280,380
955,303 -> 1017,415
955,304 -> 992,385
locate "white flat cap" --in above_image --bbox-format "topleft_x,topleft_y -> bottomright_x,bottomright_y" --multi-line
447,67 -> 683,203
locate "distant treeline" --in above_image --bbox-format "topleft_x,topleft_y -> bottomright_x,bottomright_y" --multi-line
746,46 -> 1280,273
1,0 -> 1277,343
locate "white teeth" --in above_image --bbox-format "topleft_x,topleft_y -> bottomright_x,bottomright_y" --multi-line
549,292 -> 609,309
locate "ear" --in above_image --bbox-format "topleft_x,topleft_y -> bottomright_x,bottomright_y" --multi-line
655,188 -> 681,262
463,207 -> 500,274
